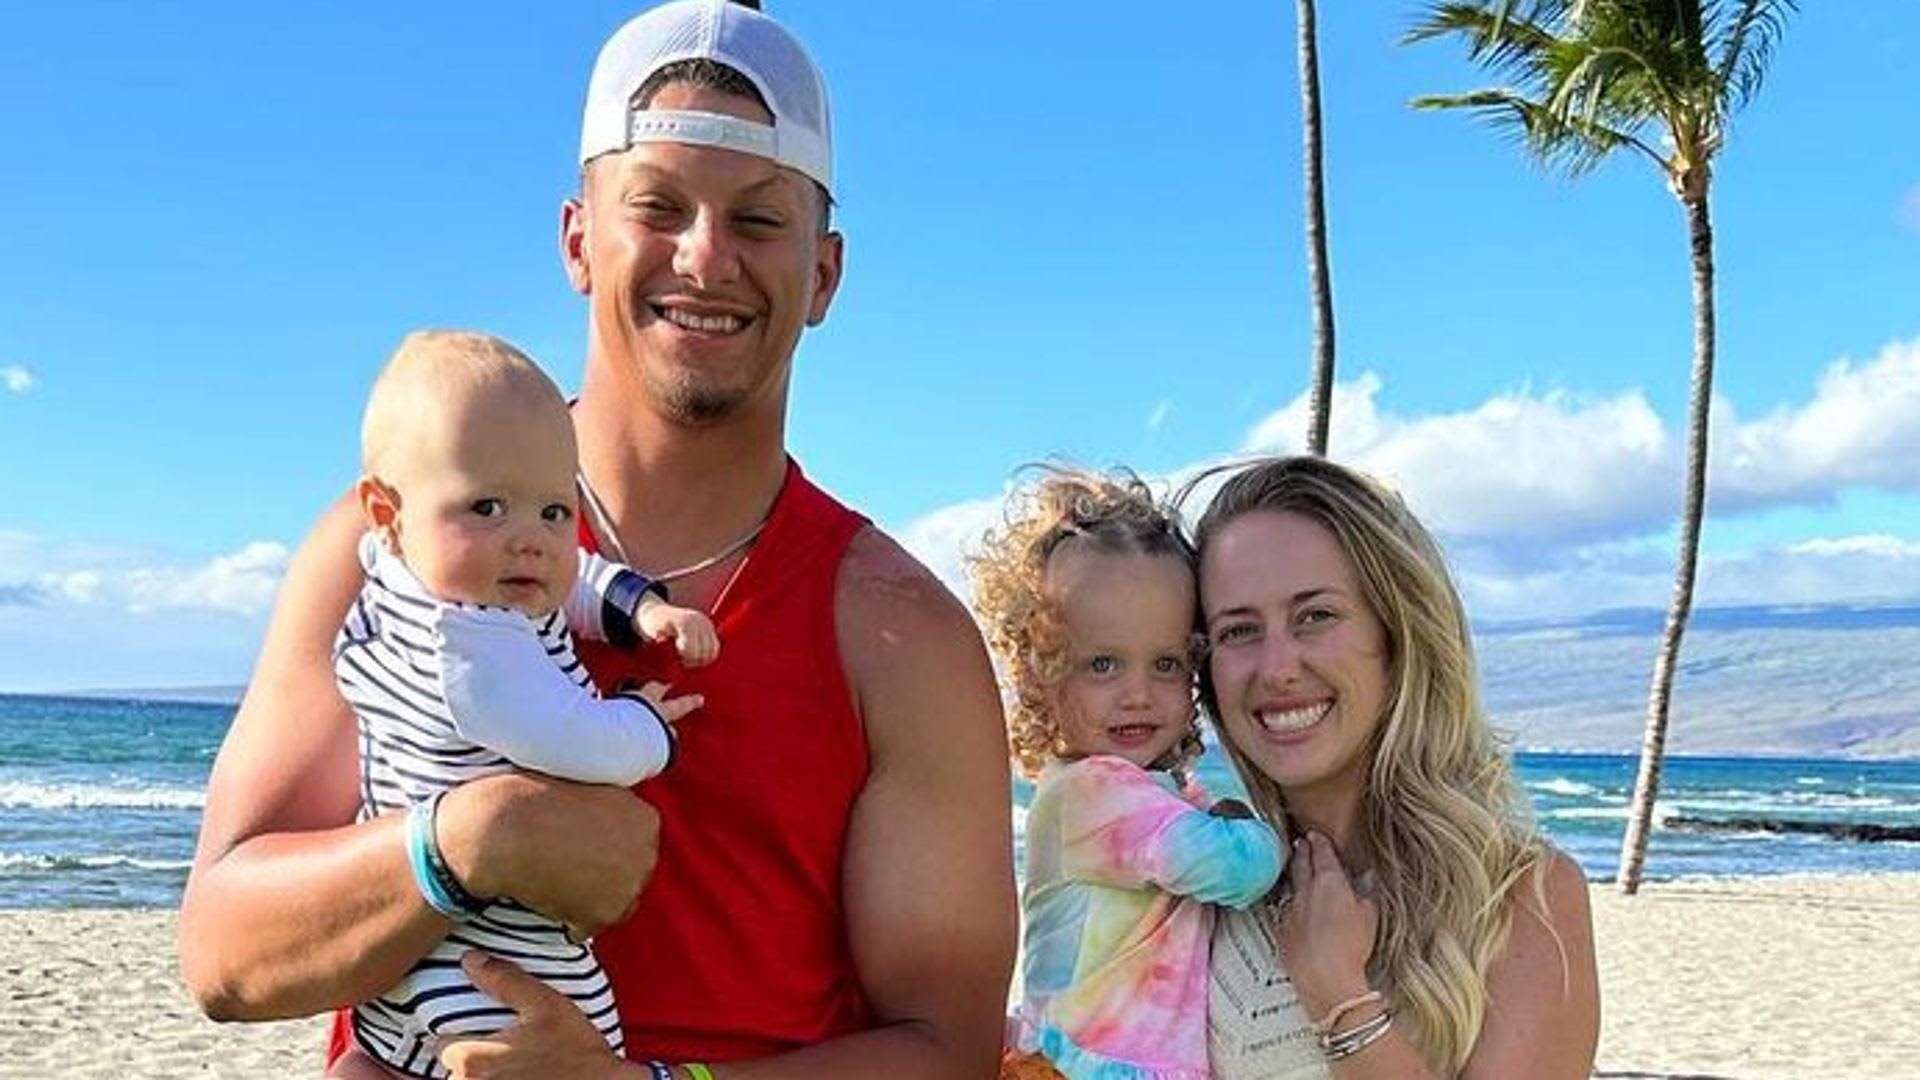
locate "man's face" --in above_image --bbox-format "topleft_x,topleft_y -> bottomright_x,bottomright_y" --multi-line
566,84 -> 843,426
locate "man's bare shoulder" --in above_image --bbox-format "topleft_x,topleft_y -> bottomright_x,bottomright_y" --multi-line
835,524 -> 976,631
833,525 -> 997,740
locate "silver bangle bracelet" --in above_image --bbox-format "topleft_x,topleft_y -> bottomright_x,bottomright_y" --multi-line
1320,1006 -> 1394,1061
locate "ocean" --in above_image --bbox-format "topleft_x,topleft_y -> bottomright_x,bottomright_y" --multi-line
4,692 -> 1920,909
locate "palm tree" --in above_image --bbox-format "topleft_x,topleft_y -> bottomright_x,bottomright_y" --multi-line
1405,0 -> 1795,894
1298,0 -> 1337,456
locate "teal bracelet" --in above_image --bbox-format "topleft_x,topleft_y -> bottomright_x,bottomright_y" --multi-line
406,793 -> 481,920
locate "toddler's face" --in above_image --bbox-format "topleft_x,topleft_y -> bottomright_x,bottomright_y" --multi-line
379,394 -> 580,618
1046,548 -> 1199,771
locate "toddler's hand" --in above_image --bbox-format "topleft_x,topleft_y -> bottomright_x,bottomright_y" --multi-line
636,600 -> 720,667
1208,797 -> 1256,820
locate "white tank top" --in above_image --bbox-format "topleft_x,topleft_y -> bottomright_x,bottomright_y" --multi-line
1207,905 -> 1332,1080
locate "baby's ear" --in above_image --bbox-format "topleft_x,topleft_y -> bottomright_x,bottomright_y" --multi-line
357,476 -> 403,553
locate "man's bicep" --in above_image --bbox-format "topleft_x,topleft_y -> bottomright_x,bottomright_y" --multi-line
837,535 -> 1017,1073
194,494 -> 366,862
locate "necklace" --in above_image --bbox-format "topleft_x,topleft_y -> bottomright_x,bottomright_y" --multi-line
575,472 -> 768,584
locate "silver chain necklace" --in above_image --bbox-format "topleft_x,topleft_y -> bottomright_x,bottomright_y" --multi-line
575,472 -> 767,584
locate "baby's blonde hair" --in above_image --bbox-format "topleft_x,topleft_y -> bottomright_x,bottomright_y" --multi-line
360,329 -> 567,478
968,465 -> 1203,779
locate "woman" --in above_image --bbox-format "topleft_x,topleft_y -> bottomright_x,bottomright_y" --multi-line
1192,457 -> 1599,1078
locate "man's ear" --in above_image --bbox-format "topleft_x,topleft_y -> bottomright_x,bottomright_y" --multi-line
561,194 -> 592,296
806,229 -> 844,327
357,476 -> 402,554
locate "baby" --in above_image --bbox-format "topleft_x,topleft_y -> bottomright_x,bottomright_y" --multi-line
332,330 -> 713,1079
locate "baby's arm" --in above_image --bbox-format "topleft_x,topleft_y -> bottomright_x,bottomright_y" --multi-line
437,607 -> 680,786
1056,757 -> 1283,908
569,551 -> 718,666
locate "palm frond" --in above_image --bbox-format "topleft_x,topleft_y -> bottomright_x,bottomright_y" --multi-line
1404,1 -> 1571,84
1712,0 -> 1797,110
1412,88 -> 1661,177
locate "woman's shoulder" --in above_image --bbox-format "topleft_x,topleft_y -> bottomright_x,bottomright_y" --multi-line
1512,846 -> 1593,927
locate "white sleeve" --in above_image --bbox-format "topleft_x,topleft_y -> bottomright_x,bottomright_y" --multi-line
437,607 -> 673,785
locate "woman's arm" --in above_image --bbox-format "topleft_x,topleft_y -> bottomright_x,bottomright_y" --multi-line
1276,838 -> 1598,1079
1458,850 -> 1600,1079
178,496 -> 661,1021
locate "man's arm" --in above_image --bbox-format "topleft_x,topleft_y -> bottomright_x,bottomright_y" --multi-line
726,528 -> 1017,1078
178,496 -> 661,1022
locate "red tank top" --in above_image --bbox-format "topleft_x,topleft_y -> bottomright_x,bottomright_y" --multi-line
329,459 -> 871,1066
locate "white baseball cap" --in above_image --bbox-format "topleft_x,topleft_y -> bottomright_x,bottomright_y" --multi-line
578,0 -> 833,194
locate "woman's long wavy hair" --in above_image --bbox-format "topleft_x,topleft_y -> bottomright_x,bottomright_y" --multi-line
968,465 -> 1205,780
1188,456 -> 1549,1075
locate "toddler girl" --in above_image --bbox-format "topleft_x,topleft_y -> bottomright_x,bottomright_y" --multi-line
971,467 -> 1284,1080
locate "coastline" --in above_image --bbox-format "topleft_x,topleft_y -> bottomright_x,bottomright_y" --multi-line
3,873 -> 1915,1078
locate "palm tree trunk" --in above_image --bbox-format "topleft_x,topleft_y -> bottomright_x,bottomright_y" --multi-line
1298,0 -> 1336,457
1619,192 -> 1717,895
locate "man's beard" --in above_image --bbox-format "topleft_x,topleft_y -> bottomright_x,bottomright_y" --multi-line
647,369 -> 747,426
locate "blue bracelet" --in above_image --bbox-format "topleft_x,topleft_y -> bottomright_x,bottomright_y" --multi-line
406,793 -> 481,920
644,1062 -> 674,1080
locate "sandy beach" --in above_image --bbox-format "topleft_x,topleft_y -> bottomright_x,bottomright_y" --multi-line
3,873 -> 1916,1078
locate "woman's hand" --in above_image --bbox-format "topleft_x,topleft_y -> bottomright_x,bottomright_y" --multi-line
438,953 -> 640,1080
1276,831 -> 1379,1019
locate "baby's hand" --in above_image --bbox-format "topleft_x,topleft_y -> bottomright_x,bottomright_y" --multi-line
635,599 -> 720,667
621,679 -> 703,725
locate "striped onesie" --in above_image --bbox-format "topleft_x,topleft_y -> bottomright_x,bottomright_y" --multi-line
336,534 -> 675,1079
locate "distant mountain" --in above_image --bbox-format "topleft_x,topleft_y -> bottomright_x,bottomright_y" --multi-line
62,684 -> 245,706
1479,600 -> 1920,638
1476,602 -> 1920,760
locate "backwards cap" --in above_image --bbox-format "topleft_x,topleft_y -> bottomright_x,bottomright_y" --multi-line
578,0 -> 832,193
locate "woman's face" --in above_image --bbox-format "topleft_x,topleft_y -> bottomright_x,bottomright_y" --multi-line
1201,510 -> 1391,804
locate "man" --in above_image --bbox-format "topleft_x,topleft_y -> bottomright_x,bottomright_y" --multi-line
178,3 -> 1017,1077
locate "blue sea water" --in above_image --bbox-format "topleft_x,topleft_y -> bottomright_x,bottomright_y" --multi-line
5,692 -> 1920,909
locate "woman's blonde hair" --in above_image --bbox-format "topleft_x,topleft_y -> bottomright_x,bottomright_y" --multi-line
1189,456 -> 1549,1075
968,465 -> 1204,779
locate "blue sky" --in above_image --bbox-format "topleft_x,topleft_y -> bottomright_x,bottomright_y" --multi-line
2,2 -> 1917,692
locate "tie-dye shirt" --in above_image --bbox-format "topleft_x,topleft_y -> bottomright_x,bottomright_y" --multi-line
1015,755 -> 1284,1080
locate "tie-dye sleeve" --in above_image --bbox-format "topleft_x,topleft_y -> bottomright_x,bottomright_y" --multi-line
1056,756 -> 1283,909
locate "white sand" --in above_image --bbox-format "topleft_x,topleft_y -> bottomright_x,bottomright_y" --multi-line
2,874 -> 1916,1078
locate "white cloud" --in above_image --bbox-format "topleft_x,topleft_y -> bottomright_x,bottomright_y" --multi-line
1236,335 -> 1920,544
1246,372 -> 1675,541
1714,337 -> 1920,506
12,537 -> 291,617
1899,185 -> 1920,235
1453,532 -> 1920,621
121,542 -> 291,614
1146,399 -> 1172,432
2,365 -> 35,394
896,334 -> 1920,622
898,493 -> 1007,601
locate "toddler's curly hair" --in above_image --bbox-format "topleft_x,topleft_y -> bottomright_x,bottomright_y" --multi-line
967,465 -> 1204,778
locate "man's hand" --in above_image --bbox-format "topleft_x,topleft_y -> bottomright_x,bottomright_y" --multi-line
437,774 -> 660,938
635,598 -> 720,667
438,953 -> 638,1080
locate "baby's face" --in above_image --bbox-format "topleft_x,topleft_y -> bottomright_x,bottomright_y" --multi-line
381,392 -> 580,617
